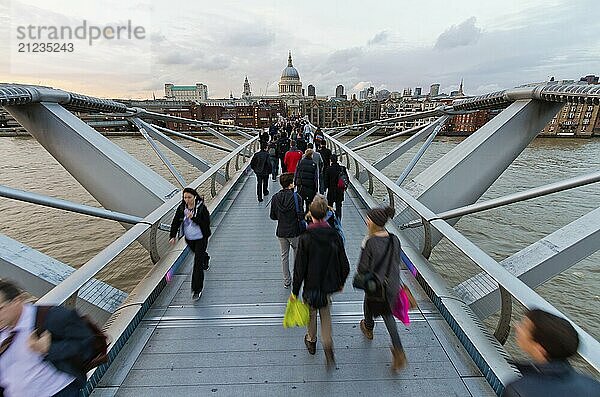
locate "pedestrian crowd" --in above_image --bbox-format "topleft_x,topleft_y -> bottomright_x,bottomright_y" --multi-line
2,117 -> 598,396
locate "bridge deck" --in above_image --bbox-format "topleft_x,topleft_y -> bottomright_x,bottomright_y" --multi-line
92,174 -> 495,396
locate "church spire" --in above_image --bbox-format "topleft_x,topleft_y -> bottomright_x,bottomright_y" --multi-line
459,78 -> 464,95
288,51 -> 293,67
243,75 -> 251,98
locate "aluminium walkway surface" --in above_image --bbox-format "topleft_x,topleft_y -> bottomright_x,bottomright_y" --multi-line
92,174 -> 496,397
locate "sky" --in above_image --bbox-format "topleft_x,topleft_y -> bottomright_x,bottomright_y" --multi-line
0,0 -> 598,100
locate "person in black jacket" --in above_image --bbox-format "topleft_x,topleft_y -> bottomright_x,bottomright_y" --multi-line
294,149 -> 318,212
502,309 -> 600,397
250,145 -> 272,202
292,195 -> 349,366
169,187 -> 211,301
259,129 -> 270,148
277,135 -> 291,173
270,172 -> 303,288
323,154 -> 346,219
0,280 -> 96,396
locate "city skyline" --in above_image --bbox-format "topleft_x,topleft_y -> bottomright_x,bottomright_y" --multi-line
0,0 -> 598,99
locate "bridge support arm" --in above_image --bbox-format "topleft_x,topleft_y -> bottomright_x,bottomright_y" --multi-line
455,207 -> 600,319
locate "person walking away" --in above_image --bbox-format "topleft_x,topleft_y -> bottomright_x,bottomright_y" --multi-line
292,195 -> 349,366
277,134 -> 291,173
269,123 -> 278,140
317,141 -> 332,172
313,128 -> 325,149
296,129 -> 307,152
502,309 -> 600,397
323,154 -> 346,219
306,143 -> 324,194
259,129 -> 270,148
169,187 -> 212,301
303,122 -> 313,145
294,149 -> 318,212
270,173 -> 304,288
284,141 -> 303,174
250,145 -> 272,202
357,206 -> 407,371
0,280 -> 98,397
268,137 -> 280,182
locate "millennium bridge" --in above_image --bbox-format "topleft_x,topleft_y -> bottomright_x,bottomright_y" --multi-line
0,82 -> 599,396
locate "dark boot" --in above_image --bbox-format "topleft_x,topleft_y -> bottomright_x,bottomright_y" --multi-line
391,346 -> 407,371
324,347 -> 335,366
304,335 -> 316,355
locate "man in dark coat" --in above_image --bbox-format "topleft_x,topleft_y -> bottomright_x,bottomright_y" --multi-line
270,172 -> 304,288
502,309 -> 600,397
250,145 -> 272,202
292,195 -> 349,366
317,142 -> 331,171
294,149 -> 318,212
0,280 -> 96,396
323,154 -> 346,219
276,135 -> 290,173
259,129 -> 270,148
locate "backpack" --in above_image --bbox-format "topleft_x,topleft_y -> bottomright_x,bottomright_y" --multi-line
337,167 -> 349,190
36,306 -> 109,372
324,210 -> 345,245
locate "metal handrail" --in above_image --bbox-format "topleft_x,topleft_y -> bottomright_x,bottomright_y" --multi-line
37,136 -> 259,307
326,133 -> 600,373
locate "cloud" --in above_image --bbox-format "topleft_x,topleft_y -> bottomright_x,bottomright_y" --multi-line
368,31 -> 389,46
222,24 -> 275,47
435,17 -> 482,50
194,54 -> 230,71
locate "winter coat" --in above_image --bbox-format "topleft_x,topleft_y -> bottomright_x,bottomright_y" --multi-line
357,234 -> 401,316
269,188 -> 303,238
502,361 -> 600,397
276,137 -> 290,158
284,149 -> 303,173
259,131 -> 270,146
294,158 -> 318,197
312,151 -> 324,173
318,146 -> 332,170
292,224 -> 350,302
323,162 -> 346,203
170,199 -> 211,240
250,150 -> 272,176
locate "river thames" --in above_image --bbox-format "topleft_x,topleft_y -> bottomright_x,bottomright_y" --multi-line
0,135 -> 598,339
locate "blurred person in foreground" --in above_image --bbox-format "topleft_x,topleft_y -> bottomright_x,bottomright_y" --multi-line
502,309 -> 600,397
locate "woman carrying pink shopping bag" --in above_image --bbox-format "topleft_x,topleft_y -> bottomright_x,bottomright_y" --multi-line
353,206 -> 408,371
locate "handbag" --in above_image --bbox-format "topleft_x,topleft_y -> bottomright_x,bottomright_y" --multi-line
352,236 -> 393,300
392,286 -> 411,325
293,192 -> 307,232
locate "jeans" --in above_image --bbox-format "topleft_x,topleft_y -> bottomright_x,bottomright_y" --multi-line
318,172 -> 324,194
279,156 -> 287,173
256,174 -> 269,201
363,298 -> 403,350
332,200 -> 342,219
307,300 -> 332,349
277,236 -> 298,285
186,237 -> 208,293
270,157 -> 279,180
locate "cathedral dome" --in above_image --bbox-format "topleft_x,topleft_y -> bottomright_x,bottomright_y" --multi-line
281,66 -> 299,79
281,52 -> 300,80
